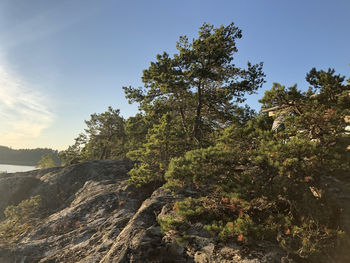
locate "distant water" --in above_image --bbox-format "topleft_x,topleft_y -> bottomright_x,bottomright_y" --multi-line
0,164 -> 36,173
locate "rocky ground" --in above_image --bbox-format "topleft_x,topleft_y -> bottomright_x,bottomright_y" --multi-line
0,160 -> 348,263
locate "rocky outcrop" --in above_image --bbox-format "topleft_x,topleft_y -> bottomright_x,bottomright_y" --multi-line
0,160 -> 348,263
0,159 -> 155,262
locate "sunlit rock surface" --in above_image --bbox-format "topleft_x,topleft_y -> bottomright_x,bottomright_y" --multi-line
0,160 -> 348,263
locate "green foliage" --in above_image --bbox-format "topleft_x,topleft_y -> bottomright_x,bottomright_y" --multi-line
57,23 -> 349,261
124,23 -> 264,146
59,107 -> 126,165
83,107 -> 126,160
128,113 -> 190,186
165,146 -> 250,194
259,67 -> 350,178
158,216 -> 185,233
125,113 -> 150,152
204,214 -> 256,243
259,83 -> 305,111
163,129 -> 344,258
58,133 -> 87,165
37,153 -> 56,169
0,195 -> 41,241
123,23 -> 264,186
162,68 -> 349,261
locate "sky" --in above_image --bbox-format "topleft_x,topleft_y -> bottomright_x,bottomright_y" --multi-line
0,0 -> 349,150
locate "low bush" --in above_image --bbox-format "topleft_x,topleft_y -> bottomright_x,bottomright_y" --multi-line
0,195 -> 41,242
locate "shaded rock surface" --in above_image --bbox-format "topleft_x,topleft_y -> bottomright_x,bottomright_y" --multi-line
0,160 -> 348,262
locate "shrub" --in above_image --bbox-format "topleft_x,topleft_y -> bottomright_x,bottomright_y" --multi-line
162,119 -> 346,260
0,195 -> 41,242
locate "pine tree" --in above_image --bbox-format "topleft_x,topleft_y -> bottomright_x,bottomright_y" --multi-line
59,107 -> 126,165
124,22 -> 265,146
124,23 -> 265,184
37,154 -> 56,168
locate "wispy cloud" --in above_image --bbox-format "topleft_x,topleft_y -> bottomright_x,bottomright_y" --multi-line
0,1 -> 98,148
0,1 -> 98,51
0,62 -> 54,148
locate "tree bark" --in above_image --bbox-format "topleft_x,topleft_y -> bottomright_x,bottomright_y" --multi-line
193,81 -> 202,143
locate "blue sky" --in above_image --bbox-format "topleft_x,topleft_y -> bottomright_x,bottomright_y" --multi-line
0,0 -> 349,150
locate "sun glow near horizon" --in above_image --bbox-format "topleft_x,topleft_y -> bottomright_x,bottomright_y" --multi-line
0,59 -> 54,149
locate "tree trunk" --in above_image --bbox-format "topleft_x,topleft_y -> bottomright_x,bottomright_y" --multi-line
193,82 -> 202,143
178,106 -> 189,136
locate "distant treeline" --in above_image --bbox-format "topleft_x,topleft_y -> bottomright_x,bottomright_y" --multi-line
0,146 -> 60,166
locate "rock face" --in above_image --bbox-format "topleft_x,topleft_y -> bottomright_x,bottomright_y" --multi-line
0,159 -> 153,263
0,160 -> 348,263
